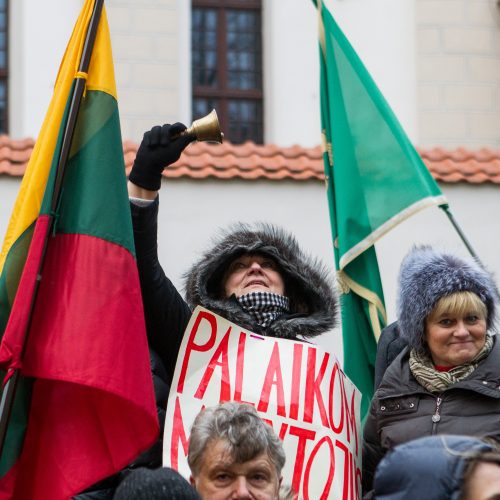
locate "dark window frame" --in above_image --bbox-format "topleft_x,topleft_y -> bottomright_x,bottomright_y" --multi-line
192,0 -> 263,144
0,0 -> 8,134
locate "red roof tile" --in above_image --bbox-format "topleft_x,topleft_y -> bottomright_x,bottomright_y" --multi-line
2,135 -> 500,184
417,147 -> 500,184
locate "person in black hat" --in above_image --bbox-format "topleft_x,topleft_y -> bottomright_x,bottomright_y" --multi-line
113,467 -> 200,500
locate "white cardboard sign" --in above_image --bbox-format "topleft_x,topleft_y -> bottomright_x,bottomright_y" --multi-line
163,306 -> 362,499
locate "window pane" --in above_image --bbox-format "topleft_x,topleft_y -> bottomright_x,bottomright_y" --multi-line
0,1 -> 6,133
0,82 -> 6,133
226,10 -> 261,90
228,99 -> 262,144
192,8 -> 218,87
193,98 -> 218,121
192,3 -> 263,144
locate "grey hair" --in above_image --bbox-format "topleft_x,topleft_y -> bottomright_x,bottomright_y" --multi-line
187,402 -> 286,477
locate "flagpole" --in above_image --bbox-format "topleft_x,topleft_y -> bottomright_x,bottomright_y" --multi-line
439,204 -> 478,260
0,0 -> 105,457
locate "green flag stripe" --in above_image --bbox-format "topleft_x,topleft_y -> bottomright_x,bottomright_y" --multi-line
49,90 -> 135,256
316,0 -> 447,421
0,376 -> 33,477
0,224 -> 36,336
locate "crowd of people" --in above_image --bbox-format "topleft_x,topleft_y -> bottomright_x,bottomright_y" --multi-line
77,122 -> 500,499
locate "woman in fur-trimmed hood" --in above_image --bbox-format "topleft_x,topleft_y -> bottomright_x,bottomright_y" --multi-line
184,222 -> 337,340
76,122 -> 338,500
362,246 -> 500,496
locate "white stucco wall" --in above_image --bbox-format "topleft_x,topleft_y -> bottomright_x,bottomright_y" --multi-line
2,177 -> 500,365
9,0 -> 82,139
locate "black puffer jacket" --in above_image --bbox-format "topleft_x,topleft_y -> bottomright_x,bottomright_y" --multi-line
363,335 -> 500,493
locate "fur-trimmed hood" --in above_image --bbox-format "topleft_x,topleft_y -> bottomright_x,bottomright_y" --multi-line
184,223 -> 337,340
397,246 -> 498,350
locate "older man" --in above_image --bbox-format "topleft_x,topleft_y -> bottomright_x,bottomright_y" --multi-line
187,402 -> 285,500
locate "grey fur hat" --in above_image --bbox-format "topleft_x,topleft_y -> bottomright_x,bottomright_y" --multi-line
397,246 -> 497,350
184,222 -> 337,339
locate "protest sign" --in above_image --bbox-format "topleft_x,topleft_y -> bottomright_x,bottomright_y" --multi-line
163,306 -> 362,499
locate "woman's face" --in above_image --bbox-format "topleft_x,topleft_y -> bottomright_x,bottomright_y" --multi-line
223,254 -> 285,298
425,310 -> 487,367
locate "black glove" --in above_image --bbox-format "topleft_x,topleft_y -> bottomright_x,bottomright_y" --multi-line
129,122 -> 195,191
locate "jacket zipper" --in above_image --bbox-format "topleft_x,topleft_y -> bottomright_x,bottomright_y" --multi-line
431,396 -> 443,434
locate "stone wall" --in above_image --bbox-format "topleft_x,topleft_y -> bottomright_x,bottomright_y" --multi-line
417,0 -> 500,148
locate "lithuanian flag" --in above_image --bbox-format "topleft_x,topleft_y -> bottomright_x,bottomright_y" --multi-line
0,1 -> 158,498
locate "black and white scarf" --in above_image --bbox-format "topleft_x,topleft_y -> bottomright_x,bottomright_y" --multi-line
237,291 -> 290,328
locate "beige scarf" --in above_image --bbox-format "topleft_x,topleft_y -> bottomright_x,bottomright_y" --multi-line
409,334 -> 494,393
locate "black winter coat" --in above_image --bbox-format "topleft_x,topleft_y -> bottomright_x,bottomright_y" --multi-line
362,335 -> 500,493
374,322 -> 406,389
130,197 -> 191,385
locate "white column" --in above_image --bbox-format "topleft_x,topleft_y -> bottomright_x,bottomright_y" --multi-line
263,0 -> 417,147
9,0 -> 82,139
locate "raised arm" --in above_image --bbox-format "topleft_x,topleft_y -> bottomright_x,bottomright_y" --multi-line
128,123 -> 195,384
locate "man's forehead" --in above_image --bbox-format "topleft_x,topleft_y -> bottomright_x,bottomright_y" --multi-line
207,453 -> 274,473
203,441 -> 273,472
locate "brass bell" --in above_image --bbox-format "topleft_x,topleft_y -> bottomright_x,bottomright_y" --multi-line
184,109 -> 224,144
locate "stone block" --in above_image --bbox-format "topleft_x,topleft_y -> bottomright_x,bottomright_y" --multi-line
444,84 -> 493,109
133,7 -> 178,34
417,27 -> 442,53
418,55 -> 466,81
469,112 -> 500,139
419,110 -> 467,139
443,27 -> 493,53
132,62 -> 179,88
111,34 -> 154,60
416,0 -> 465,25
418,84 -> 442,109
466,1 -> 500,26
467,56 -> 500,82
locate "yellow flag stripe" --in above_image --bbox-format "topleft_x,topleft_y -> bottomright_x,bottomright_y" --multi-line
0,2 -> 116,274
337,269 -> 387,341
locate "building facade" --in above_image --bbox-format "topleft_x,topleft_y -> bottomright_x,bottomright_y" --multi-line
2,0 -> 500,360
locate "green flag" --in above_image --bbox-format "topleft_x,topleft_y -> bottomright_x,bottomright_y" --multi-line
315,0 -> 447,419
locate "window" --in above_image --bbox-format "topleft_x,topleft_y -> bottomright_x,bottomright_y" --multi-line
192,0 -> 263,144
0,0 -> 7,134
